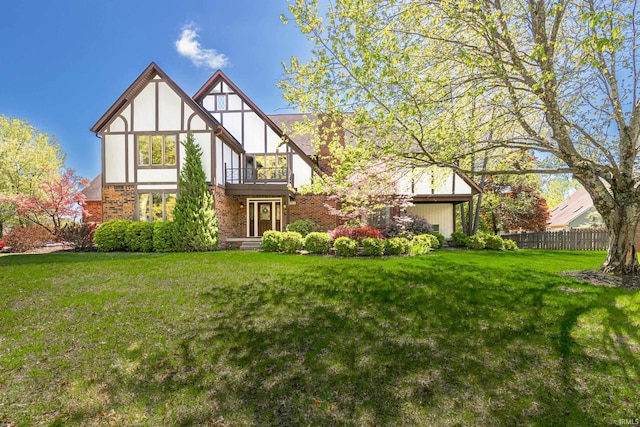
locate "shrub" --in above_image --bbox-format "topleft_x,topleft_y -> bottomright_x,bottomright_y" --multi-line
304,232 -> 332,254
410,233 -> 438,255
261,230 -> 283,252
173,133 -> 218,251
503,239 -> 519,251
94,220 -> 131,252
362,237 -> 385,256
60,222 -> 96,251
153,221 -> 177,252
334,236 -> 358,257
328,225 -> 383,243
468,234 -> 487,250
384,237 -> 411,255
485,234 -> 504,250
286,219 -> 318,237
450,231 -> 470,248
429,232 -> 445,249
382,215 -> 433,239
280,231 -> 304,254
125,222 -> 155,252
3,225 -> 54,252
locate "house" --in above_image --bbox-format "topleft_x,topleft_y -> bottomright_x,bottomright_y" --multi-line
547,186 -> 603,230
80,174 -> 103,223
90,62 -> 480,247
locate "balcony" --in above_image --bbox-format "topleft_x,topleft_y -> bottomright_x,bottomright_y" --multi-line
224,166 -> 294,195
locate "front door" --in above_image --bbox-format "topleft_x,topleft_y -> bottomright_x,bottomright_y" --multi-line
247,199 -> 282,237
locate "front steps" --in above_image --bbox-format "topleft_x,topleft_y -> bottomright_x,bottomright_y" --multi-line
228,238 -> 263,251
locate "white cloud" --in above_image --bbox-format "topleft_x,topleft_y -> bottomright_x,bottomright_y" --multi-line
175,23 -> 229,69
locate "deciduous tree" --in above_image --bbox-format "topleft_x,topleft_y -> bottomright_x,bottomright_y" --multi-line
281,0 -> 640,274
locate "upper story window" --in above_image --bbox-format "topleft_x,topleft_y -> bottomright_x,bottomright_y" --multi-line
138,135 -> 177,167
216,95 -> 226,111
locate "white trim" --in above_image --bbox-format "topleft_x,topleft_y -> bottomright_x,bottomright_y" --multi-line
246,197 -> 283,237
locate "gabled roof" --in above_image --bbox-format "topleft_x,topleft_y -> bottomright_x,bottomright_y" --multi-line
81,174 -> 102,201
193,70 -> 315,169
548,186 -> 594,228
90,62 -> 243,153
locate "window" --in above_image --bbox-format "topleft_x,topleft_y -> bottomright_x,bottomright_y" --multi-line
137,135 -> 177,167
252,154 -> 288,180
138,192 -> 176,221
216,95 -> 226,111
367,207 -> 392,229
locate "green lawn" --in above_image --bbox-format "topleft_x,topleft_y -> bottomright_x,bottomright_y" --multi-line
0,250 -> 638,426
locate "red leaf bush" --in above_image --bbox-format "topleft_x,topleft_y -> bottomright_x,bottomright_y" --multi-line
327,225 -> 383,243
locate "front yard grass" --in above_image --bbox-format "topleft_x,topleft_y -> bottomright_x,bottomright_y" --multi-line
1,250 -> 638,426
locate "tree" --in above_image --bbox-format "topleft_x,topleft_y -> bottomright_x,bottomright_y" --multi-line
1,168 -> 88,237
0,116 -> 65,234
173,133 -> 218,251
281,0 -> 640,274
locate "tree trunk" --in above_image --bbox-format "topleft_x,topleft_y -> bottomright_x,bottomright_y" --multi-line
601,206 -> 640,274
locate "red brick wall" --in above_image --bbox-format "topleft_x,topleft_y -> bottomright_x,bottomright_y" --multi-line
213,186 -> 246,249
102,185 -> 135,222
289,194 -> 339,231
82,201 -> 103,223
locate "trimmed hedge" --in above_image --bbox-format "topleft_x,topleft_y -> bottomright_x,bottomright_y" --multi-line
153,221 -> 177,252
450,231 -> 470,248
504,239 -> 519,251
262,230 -> 283,252
362,237 -> 385,257
410,233 -> 438,255
280,231 -> 304,254
125,222 -> 155,252
304,232 -> 332,254
94,220 -> 131,252
384,237 -> 411,255
468,234 -> 487,250
429,232 -> 445,249
334,236 -> 358,257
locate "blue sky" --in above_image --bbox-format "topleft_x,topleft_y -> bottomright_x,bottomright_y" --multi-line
0,0 -> 312,180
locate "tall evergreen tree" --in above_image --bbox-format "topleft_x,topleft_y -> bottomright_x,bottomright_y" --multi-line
173,133 -> 218,251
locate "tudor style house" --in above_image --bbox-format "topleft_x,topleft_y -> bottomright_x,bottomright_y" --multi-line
89,62 -> 480,248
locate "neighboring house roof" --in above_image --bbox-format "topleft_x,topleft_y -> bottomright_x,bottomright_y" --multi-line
82,174 -> 102,201
268,113 -> 315,156
548,186 -> 594,228
90,62 -> 243,153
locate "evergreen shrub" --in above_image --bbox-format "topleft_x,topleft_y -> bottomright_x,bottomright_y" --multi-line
94,220 -> 131,252
280,231 -> 304,254
362,237 -> 385,256
304,232 -> 332,254
125,222 -> 155,252
286,219 -> 318,237
334,236 -> 358,257
153,221 -> 177,252
384,237 -> 411,255
262,230 -> 283,252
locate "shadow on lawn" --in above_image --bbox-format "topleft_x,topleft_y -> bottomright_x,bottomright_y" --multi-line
92,256 -> 638,426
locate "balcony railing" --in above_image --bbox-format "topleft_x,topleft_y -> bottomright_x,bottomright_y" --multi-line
225,167 -> 291,185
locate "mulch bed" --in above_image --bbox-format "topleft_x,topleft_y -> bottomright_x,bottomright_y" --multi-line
561,270 -> 640,290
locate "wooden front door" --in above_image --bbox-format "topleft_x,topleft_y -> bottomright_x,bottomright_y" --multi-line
248,199 -> 282,237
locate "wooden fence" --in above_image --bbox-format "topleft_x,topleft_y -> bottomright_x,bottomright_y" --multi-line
501,229 -> 609,250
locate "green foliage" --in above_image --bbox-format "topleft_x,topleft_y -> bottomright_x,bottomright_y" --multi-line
468,234 -> 487,250
384,237 -> 411,255
429,232 -> 445,249
451,231 -> 470,248
94,220 -> 131,252
410,234 -> 436,255
173,133 -> 218,252
262,230 -> 283,252
361,237 -> 385,256
125,222 -> 155,252
503,239 -> 519,251
485,234 -> 505,251
286,219 -> 318,237
304,232 -> 332,254
333,236 -> 358,257
153,221 -> 177,252
280,231 -> 304,254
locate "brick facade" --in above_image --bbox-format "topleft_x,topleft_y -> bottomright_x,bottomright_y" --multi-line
82,200 -> 103,223
102,185 -> 135,222
213,186 -> 246,249
288,194 -> 339,231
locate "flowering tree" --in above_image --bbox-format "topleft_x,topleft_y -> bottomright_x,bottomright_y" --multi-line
1,168 -> 89,237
